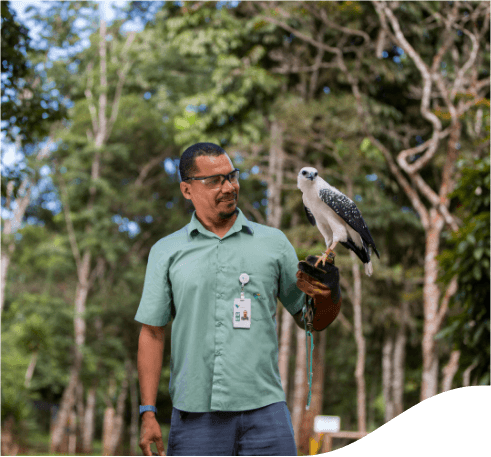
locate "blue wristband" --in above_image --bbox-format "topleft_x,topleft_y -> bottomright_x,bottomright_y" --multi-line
139,405 -> 157,415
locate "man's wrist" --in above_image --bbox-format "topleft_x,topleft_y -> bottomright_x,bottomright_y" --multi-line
141,410 -> 157,420
140,405 -> 157,416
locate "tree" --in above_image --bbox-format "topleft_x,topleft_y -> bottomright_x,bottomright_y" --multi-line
1,1 -> 64,145
257,0 -> 490,401
438,158 -> 490,386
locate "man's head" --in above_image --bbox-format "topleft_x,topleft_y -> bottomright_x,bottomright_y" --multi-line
179,143 -> 240,222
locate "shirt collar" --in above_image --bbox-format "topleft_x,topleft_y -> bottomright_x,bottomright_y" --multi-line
189,208 -> 254,238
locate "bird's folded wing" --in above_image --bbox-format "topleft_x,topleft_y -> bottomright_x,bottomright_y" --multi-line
319,188 -> 378,253
304,205 -> 316,226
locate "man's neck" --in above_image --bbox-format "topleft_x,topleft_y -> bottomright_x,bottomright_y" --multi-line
196,210 -> 238,238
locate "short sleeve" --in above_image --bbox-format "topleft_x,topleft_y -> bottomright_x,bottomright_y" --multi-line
135,244 -> 173,327
277,234 -> 305,316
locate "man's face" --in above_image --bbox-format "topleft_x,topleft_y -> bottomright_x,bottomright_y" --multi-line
180,154 -> 240,221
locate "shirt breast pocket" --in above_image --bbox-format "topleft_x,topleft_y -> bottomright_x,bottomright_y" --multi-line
240,267 -> 278,321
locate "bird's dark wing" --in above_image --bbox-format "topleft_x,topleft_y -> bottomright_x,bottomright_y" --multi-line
319,188 -> 380,258
304,205 -> 316,226
341,239 -> 370,264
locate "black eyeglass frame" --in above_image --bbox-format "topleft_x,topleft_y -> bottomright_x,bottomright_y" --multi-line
182,168 -> 240,185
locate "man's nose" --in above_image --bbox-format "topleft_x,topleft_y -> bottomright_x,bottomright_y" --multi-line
222,178 -> 235,192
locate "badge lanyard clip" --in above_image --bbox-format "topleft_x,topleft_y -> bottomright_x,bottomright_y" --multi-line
303,295 -> 315,411
239,273 -> 249,300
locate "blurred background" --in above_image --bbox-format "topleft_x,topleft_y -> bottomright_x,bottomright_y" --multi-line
1,1 -> 489,455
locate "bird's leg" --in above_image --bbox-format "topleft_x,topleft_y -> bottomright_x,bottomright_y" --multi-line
315,242 -> 338,267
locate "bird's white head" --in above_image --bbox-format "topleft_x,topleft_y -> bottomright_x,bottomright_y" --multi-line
297,167 -> 319,191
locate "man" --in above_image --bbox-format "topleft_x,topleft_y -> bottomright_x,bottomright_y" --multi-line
136,143 -> 340,456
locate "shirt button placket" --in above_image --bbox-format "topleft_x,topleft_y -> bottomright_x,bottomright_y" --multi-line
211,237 -> 225,410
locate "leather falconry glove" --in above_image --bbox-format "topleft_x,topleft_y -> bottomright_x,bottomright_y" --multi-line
296,255 -> 342,331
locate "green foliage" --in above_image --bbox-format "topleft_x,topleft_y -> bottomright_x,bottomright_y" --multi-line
437,158 -> 490,384
1,1 -> 65,145
158,2 -> 284,147
4,2 -> 490,452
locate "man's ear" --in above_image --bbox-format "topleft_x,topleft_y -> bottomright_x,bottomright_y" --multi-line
180,181 -> 192,200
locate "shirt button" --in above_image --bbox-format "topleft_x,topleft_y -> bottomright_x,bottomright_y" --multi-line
215,351 -> 221,356
216,321 -> 222,327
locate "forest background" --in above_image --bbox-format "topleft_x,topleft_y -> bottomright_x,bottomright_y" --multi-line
1,1 -> 490,455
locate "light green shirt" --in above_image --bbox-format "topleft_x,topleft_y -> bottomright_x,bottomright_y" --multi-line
135,208 -> 304,412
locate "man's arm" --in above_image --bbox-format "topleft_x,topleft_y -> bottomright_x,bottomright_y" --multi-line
138,323 -> 166,456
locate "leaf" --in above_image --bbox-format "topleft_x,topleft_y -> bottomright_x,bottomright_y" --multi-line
473,264 -> 482,281
473,248 -> 484,261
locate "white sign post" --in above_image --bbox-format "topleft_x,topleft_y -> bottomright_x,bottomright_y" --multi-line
313,415 -> 341,434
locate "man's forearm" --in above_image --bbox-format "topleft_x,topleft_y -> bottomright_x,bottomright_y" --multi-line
138,324 -> 165,409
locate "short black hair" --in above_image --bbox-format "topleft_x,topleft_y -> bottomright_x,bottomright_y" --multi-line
179,142 -> 227,182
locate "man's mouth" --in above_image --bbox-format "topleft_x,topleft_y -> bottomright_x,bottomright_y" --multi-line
218,195 -> 237,203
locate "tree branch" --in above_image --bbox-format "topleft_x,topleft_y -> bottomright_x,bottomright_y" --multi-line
97,15 -> 107,148
242,198 -> 266,225
376,2 -> 444,175
84,61 -> 98,138
436,275 -> 458,331
106,31 -> 137,140
58,173 -> 82,274
134,150 -> 172,187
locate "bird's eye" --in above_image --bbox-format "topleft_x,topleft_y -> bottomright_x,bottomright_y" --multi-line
314,172 -> 318,177
302,171 -> 307,176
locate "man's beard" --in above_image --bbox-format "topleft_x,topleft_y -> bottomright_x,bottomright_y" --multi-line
218,206 -> 238,220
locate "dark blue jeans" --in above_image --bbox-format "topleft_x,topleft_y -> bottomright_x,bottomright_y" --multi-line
166,401 -> 297,456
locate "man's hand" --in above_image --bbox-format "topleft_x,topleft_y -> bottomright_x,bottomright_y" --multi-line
296,255 -> 342,331
139,412 -> 165,456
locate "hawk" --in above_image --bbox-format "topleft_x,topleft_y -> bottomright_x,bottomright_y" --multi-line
297,167 -> 380,276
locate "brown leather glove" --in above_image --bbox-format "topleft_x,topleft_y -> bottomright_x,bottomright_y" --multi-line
296,255 -> 342,331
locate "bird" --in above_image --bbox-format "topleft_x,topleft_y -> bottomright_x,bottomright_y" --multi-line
297,167 -> 380,276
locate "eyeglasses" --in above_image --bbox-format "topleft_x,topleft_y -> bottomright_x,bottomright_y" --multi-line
183,168 -> 240,189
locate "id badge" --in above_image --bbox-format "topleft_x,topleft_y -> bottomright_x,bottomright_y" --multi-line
233,298 -> 251,329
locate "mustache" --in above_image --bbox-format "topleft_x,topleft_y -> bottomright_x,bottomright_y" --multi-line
217,193 -> 237,202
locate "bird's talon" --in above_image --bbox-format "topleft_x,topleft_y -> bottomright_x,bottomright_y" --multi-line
314,253 -> 329,268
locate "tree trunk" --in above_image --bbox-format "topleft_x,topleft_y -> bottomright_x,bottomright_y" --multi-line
441,350 -> 460,392
49,1 -> 135,449
129,361 -> 139,455
82,384 -> 97,453
76,381 -> 85,453
103,363 -> 130,456
420,210 -> 445,401
382,291 -> 409,422
463,362 -> 478,387
1,416 -> 19,456
291,326 -> 307,441
50,251 -> 92,453
297,330 -> 327,455
50,364 -> 81,452
392,298 -> 408,417
24,349 -> 39,388
382,336 -> 394,422
266,120 -> 285,229
1,178 -> 31,313
102,406 -> 116,456
68,408 -> 77,455
351,252 -> 366,432
1,246 -> 13,314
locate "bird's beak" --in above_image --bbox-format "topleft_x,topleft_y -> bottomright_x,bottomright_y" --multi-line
307,173 -> 315,181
